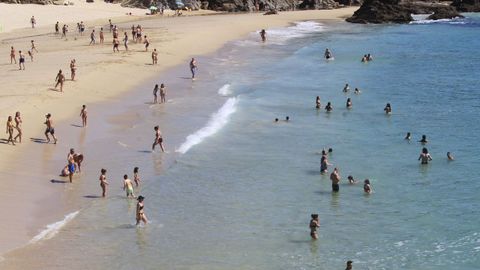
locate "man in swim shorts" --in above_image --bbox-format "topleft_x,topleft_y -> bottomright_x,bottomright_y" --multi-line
44,113 -> 57,144
123,175 -> 135,198
67,148 -> 76,182
330,168 -> 340,192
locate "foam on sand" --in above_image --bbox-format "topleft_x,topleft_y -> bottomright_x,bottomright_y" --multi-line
176,97 -> 237,154
29,211 -> 79,244
218,84 -> 232,96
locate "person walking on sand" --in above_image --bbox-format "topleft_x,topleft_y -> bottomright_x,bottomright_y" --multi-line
28,50 -> 33,62
133,167 -> 140,187
152,49 -> 158,65
61,24 -> 68,38
152,125 -> 165,152
99,28 -> 105,44
67,148 -> 76,183
153,84 -> 159,103
113,37 -> 120,52
14,111 -> 22,143
330,168 -> 341,192
260,29 -> 266,42
6,116 -> 16,146
144,35 -> 150,51
31,40 -> 38,53
70,59 -> 76,81
44,113 -> 57,144
99,168 -> 108,197
30,16 -> 36,28
123,174 -> 135,198
418,147 -> 433,164
10,47 -> 16,64
80,105 -> 87,127
309,214 -> 320,240
123,32 -> 128,51
136,196 -> 148,225
160,83 -> 166,103
89,30 -> 96,45
189,58 -> 197,80
18,51 -> 25,70
55,70 -> 65,92
55,22 -> 59,34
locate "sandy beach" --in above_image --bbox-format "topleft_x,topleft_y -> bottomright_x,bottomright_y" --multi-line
0,2 -> 357,264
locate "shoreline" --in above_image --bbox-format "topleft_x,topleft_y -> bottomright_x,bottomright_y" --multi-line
0,7 -> 357,260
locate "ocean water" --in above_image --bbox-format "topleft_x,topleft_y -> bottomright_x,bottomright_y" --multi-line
4,14 -> 480,270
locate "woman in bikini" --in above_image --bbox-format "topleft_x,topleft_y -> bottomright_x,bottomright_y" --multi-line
99,168 -> 108,197
6,116 -> 15,145
14,111 -> 22,143
136,196 -> 148,225
10,47 -> 16,64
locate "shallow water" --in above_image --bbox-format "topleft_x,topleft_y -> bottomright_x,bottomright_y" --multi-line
4,15 -> 480,270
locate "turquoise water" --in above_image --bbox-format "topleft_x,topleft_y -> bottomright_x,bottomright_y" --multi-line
7,15 -> 480,270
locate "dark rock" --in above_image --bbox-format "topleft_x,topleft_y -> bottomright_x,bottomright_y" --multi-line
452,0 -> 480,12
299,0 -> 339,10
427,5 -> 464,20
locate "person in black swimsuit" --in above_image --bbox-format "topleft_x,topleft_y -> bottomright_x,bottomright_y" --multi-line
136,196 -> 148,225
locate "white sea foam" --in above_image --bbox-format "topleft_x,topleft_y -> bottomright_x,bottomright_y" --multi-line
176,97 -> 237,154
218,84 -> 232,96
410,15 -> 465,25
29,211 -> 79,244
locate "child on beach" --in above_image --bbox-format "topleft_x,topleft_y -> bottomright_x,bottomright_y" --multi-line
28,50 -> 33,62
123,32 -> 128,51
31,40 -> 38,53
99,169 -> 108,197
80,105 -> 87,127
133,167 -> 140,187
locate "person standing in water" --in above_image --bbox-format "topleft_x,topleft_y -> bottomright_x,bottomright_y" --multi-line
70,59 -> 76,81
160,83 -> 166,103
6,116 -> 16,145
123,175 -> 135,198
346,98 -> 352,109
14,112 -> 22,143
44,113 -> 57,144
54,70 -> 65,92
363,179 -> 372,194
189,58 -> 197,80
152,126 -> 165,152
320,153 -> 331,174
80,105 -> 87,127
405,132 -> 411,140
330,168 -> 341,192
67,149 -> 76,183
343,83 -> 350,93
419,134 -> 428,144
259,29 -> 266,42
316,96 -> 321,109
384,103 -> 392,114
153,84 -> 159,104
133,167 -> 141,187
324,48 -> 333,60
447,152 -> 454,161
418,147 -> 433,164
325,102 -> 333,112
99,168 -> 108,197
309,214 -> 320,240
136,196 -> 148,225
345,260 -> 353,270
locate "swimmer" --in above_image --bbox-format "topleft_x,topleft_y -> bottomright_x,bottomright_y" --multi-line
345,260 -> 353,270
324,48 -> 333,60
343,84 -> 350,93
136,196 -> 148,225
447,152 -> 454,161
418,147 -> 433,164
316,96 -> 321,109
363,179 -> 372,194
328,148 -> 333,154
285,116 -> 290,122
405,132 -> 411,140
259,29 -> 266,42
367,54 -> 373,61
384,103 -> 392,114
99,168 -> 108,197
346,98 -> 352,109
123,174 -> 135,198
354,87 -> 361,94
54,69 -> 65,92
6,116 -> 15,145
309,214 -> 320,240
325,102 -> 333,112
153,84 -> 159,103
274,118 -> 279,123
44,113 -> 57,144
80,105 -> 87,127
419,135 -> 428,144
133,167 -> 140,186
160,83 -> 166,103
152,125 -> 165,152
361,54 -> 367,62
330,168 -> 340,192
347,175 -> 357,184
13,111 -> 22,143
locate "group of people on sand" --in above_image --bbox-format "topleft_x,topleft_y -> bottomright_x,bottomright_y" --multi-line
152,83 -> 167,104
5,112 -> 22,145
10,40 -> 37,70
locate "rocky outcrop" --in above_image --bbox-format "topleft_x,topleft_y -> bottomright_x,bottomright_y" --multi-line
346,0 -> 463,24
299,0 -> 339,10
0,0 -> 52,3
452,0 -> 480,12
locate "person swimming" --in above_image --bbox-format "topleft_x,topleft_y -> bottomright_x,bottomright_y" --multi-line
274,118 -> 279,123
285,116 -> 290,122
316,96 -> 321,109
405,132 -> 411,140
325,102 -> 333,112
343,84 -> 350,93
346,98 -> 352,109
447,152 -> 454,161
418,147 -> 433,164
345,260 -> 353,270
347,175 -> 357,184
324,48 -> 333,60
363,179 -> 372,194
354,87 -> 361,94
309,214 -> 320,240
419,135 -> 428,144
384,103 -> 392,114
